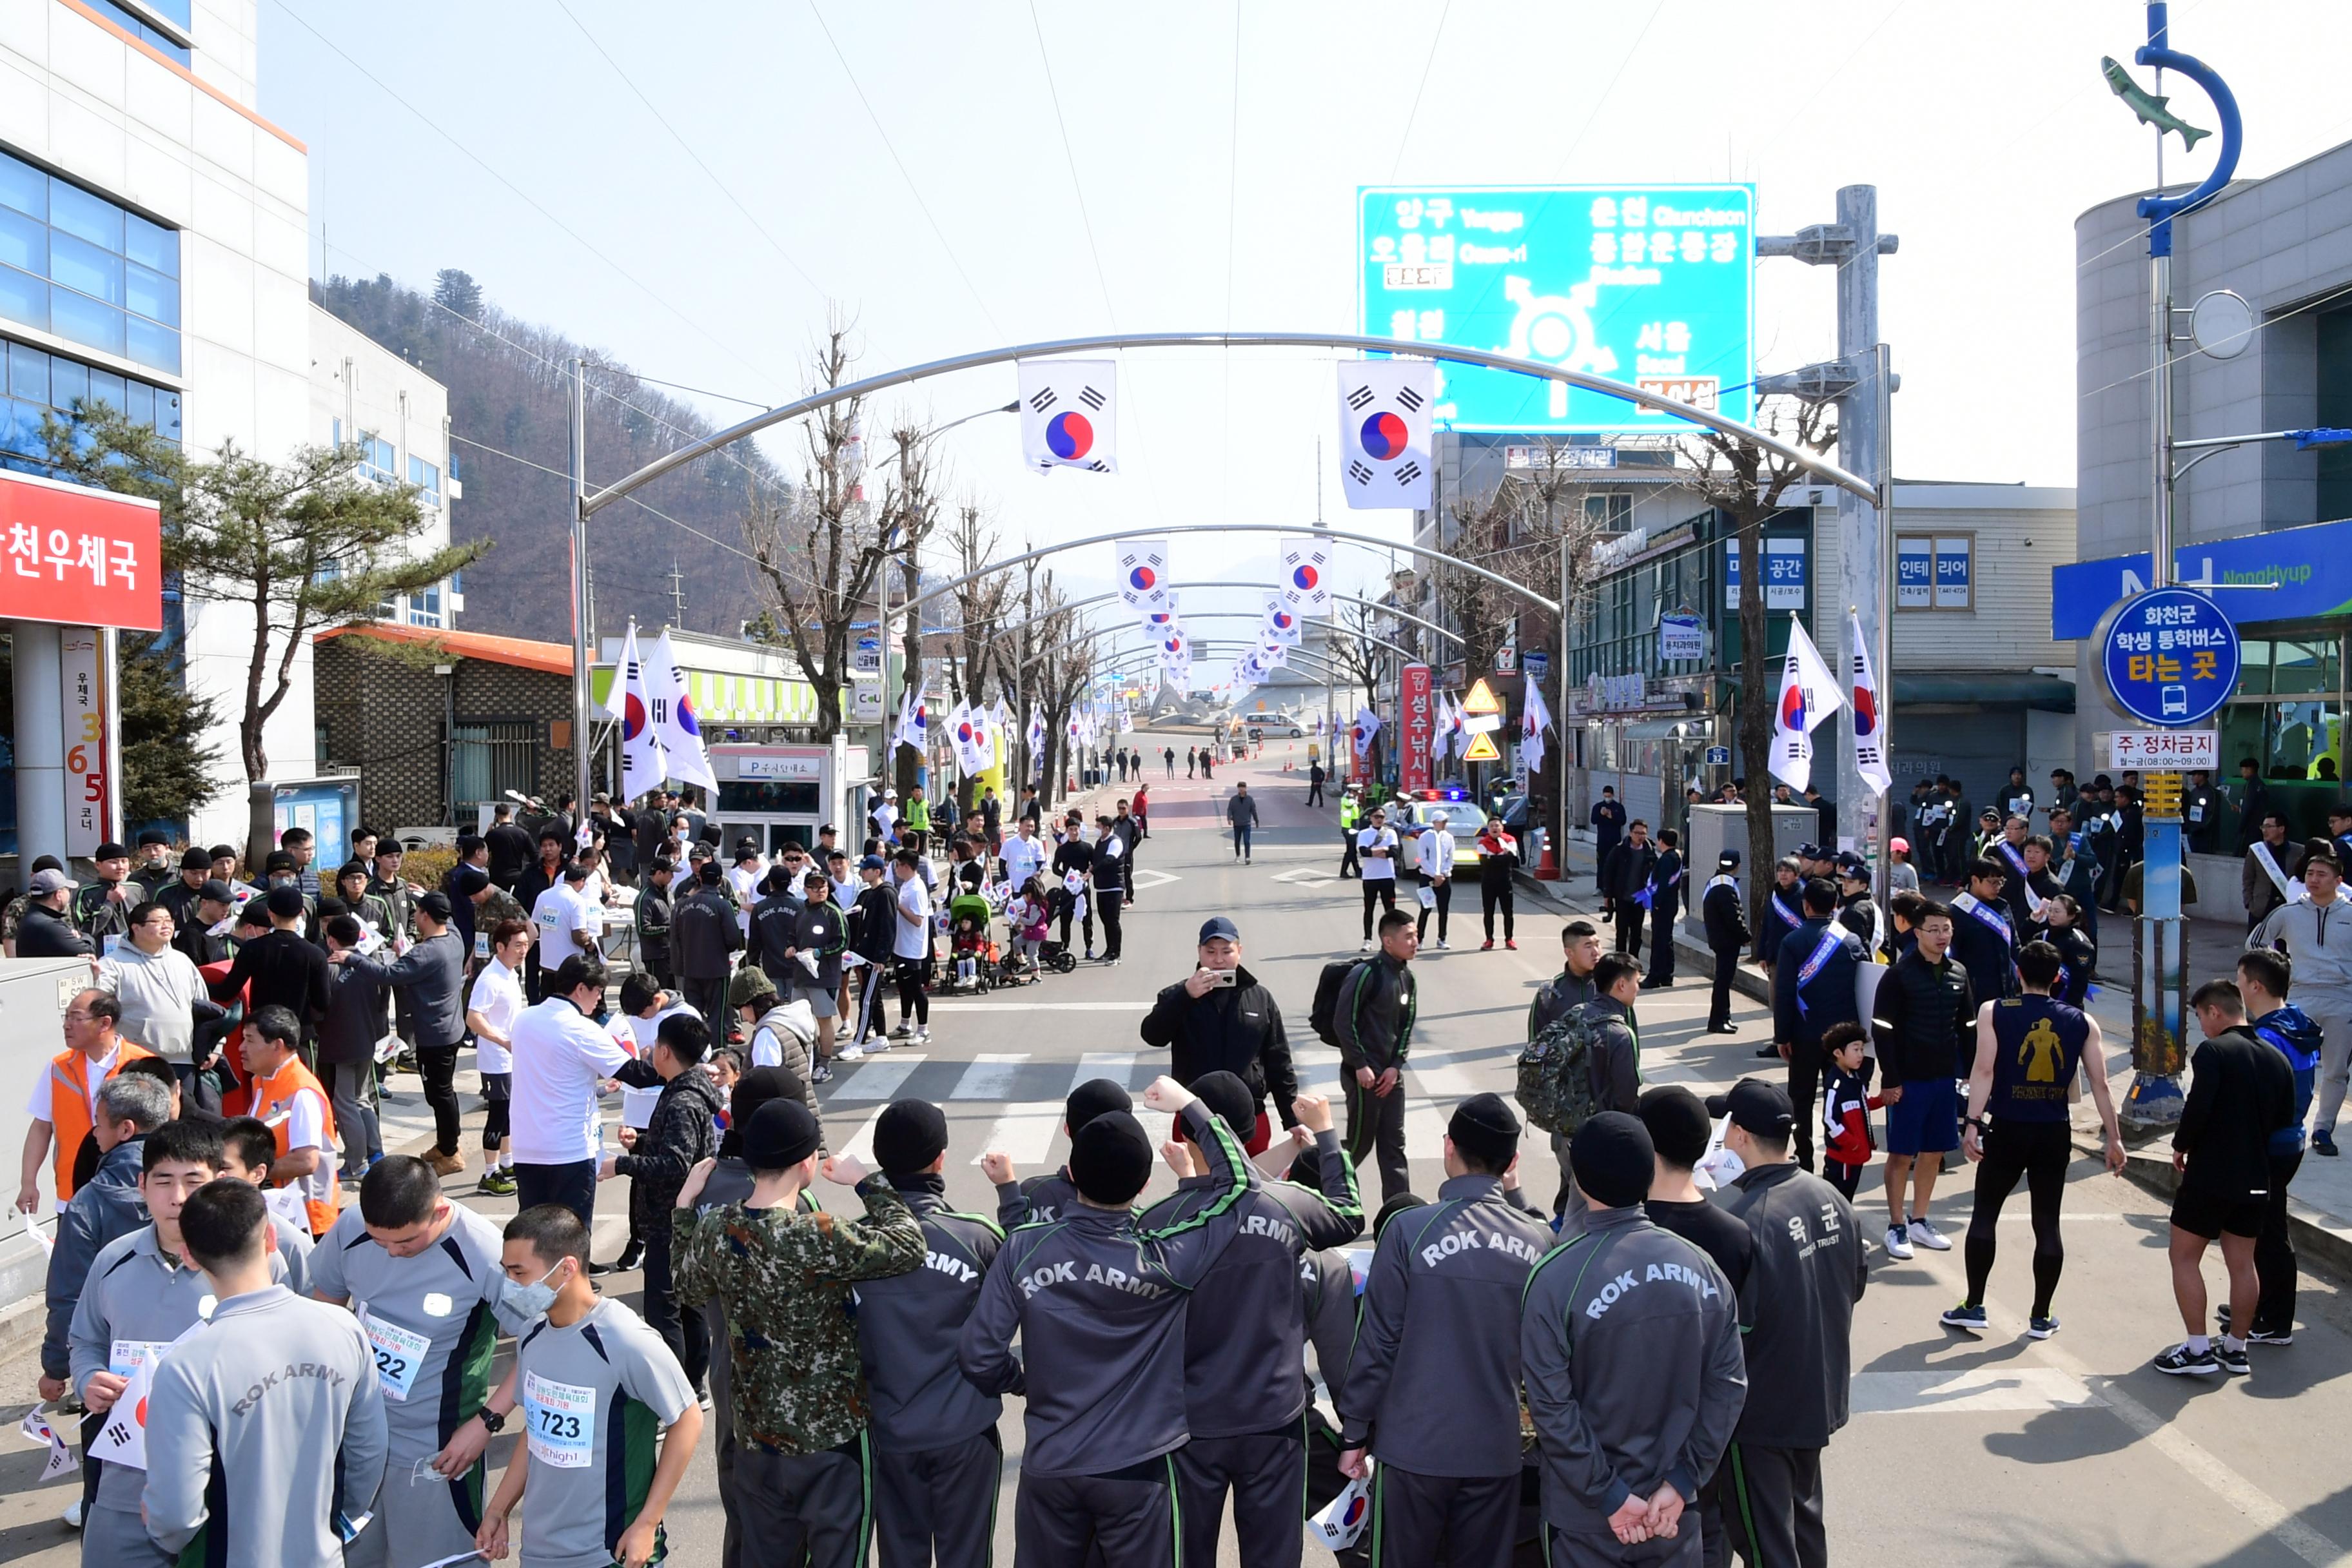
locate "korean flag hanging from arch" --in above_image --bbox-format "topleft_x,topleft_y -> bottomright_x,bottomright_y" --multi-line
1338,360 -> 1435,510
1018,359 -> 1117,475
1279,534 -> 1337,614
1115,539 -> 1171,616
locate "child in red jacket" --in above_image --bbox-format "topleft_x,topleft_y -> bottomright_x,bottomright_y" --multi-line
1820,1021 -> 1884,1200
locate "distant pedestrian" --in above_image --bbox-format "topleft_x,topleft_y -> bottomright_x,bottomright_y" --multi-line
1702,850 -> 1749,1033
1337,910 -> 1418,1204
1307,759 -> 1325,807
2247,849 -> 2352,1157
1227,781 -> 1260,863
1601,820 -> 1658,957
1415,810 -> 1456,949
1188,745 -> 1199,778
1590,787 -> 1627,892
1641,828 -> 1683,988
1164,745 -> 1177,778
1772,879 -> 1863,1173
1354,806 -> 1400,949
1476,816 -> 1519,949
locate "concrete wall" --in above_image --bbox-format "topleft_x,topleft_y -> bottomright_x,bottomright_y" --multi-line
313,636 -> 576,830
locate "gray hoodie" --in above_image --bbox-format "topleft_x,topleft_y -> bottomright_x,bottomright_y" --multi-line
1337,1173 -> 1555,1477
2249,895 -> 2352,1003
1520,1204 -> 1746,1531
142,1284 -> 386,1562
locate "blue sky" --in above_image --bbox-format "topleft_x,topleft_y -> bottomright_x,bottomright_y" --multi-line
257,0 -> 2349,655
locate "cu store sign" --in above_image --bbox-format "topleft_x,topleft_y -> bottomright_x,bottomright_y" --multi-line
0,470 -> 164,631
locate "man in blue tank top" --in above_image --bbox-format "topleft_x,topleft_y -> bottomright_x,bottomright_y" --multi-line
1940,941 -> 2124,1340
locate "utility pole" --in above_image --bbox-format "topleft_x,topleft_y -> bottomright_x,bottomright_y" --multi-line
1758,184 -> 1900,892
666,560 -> 687,626
568,357 -> 592,827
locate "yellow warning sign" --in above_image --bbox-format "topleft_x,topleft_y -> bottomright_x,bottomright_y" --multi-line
1462,730 -> 1502,762
1461,678 -> 1502,716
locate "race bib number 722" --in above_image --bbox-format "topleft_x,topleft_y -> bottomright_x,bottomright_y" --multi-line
523,1371 -> 597,1469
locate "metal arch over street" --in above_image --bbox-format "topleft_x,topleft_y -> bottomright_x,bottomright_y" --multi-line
1075,614 -> 1420,663
901,523 -> 1564,620
581,330 -> 1878,520
988,583 -> 1465,648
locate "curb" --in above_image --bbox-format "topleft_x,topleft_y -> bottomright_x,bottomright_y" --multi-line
2077,1130 -> 2352,1283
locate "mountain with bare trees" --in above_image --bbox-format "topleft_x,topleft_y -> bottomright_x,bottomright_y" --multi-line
310,270 -> 782,642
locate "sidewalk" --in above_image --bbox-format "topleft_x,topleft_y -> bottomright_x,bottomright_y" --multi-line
1518,834 -> 2352,1287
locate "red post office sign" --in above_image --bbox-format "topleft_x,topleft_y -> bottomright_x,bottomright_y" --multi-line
0,471 -> 164,632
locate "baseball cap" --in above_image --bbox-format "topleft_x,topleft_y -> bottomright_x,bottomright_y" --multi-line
1834,852 -> 1868,879
1706,1078 -> 1798,1139
416,890 -> 455,921
1889,837 -> 1909,854
1795,843 -> 1823,861
859,854 -> 887,872
1198,916 -> 1240,943
198,879 -> 235,903
1718,848 -> 1741,867
29,867 -> 74,894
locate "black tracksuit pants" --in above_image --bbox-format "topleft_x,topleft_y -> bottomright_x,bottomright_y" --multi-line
1481,880 -> 1514,941
680,974 -> 729,1039
1344,1072 -> 1410,1205
1015,1458 -> 1179,1568
2256,1148 -> 2305,1335
1614,900 -> 1645,956
1784,1040 -> 1821,1171
1645,906 -> 1677,985
1415,877 -> 1451,944
1360,877 -> 1396,938
640,1225 -> 709,1391
1722,1441 -> 1827,1568
732,1438 -> 872,1568
1340,831 -> 1360,876
1175,1425 -> 1306,1568
872,1430 -> 1000,1568
1370,1465 -> 1516,1568
1709,945 -> 1740,1028
1546,1520 -> 1703,1566
1097,888 -> 1125,960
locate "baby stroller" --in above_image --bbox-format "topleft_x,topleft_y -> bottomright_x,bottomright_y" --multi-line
997,890 -> 1050,986
944,890 -> 999,994
1034,938 -> 1081,974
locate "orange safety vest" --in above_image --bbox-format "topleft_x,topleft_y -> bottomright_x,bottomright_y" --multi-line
249,1057 -> 341,1237
46,1042 -> 157,1202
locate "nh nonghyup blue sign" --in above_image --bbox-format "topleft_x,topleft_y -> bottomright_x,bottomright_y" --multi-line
2101,589 -> 2239,727
2052,514 -> 2352,639
1358,185 -> 1754,434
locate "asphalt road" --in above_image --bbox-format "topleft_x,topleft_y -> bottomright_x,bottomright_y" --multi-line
1,738 -> 2347,1566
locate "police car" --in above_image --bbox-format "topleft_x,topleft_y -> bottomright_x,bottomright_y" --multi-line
1396,789 -> 1485,874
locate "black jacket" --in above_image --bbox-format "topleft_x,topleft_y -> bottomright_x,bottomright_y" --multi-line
2177,1026 -> 2297,1202
18,901 -> 92,957
634,880 -> 673,968
1528,965 -> 1598,1040
1334,954 -> 1416,1074
485,823 -> 536,887
994,1167 -> 1082,1231
1136,1132 -> 1362,1438
1580,995 -> 1642,1115
1600,839 -> 1658,905
1521,1205 -> 1745,1528
1337,1174 -> 1554,1477
209,928 -> 331,1030
672,885 -> 743,980
1871,947 -> 1975,1090
1138,964 -> 1300,1124
1703,874 -> 1750,952
792,901 -> 847,990
957,1102 -> 1249,1477
855,1175 -> 1004,1452
849,883 -> 896,965
1719,1162 -> 1865,1448
315,957 -> 389,1067
1947,892 -> 2018,1004
612,1068 -> 722,1234
1771,917 -> 1863,1048
750,890 -> 805,986
1758,882 -> 1805,965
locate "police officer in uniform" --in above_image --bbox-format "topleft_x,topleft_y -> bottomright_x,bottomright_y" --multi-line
958,1078 -> 1251,1565
1336,1094 -> 1555,1568
1702,851 -> 1750,1035
1710,1079 -> 1867,1568
1522,1112 -> 1746,1566
1137,1073 -> 1363,1568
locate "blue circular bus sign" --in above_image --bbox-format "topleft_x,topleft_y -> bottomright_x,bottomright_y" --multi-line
2102,587 -> 2239,727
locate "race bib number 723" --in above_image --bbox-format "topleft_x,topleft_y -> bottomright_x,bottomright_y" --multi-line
522,1371 -> 597,1469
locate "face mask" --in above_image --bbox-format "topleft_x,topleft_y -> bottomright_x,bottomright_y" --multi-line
508,1259 -> 569,1318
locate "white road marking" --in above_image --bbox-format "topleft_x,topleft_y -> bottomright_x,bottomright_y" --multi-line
1405,1099 -> 1449,1159
951,1054 -> 1030,1100
1077,1052 -> 1139,1092
1272,867 -> 1338,890
1849,1367 -> 2102,1416
1409,1060 -> 1479,1100
970,1102 -> 1065,1165
825,1054 -> 928,1101
1128,868 -> 1181,890
834,1106 -> 887,1165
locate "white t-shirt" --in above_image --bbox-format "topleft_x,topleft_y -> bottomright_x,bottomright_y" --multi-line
23,1041 -> 122,1124
727,864 -> 761,933
466,958 -> 526,1075
531,884 -> 580,951
255,1059 -> 334,1219
627,999 -> 703,1055
872,802 -> 899,838
507,996 -> 636,1166
892,876 -> 932,960
1358,827 -> 1399,881
1001,834 -> 1046,890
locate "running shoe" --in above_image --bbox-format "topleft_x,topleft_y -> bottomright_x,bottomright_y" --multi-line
2214,1341 -> 2251,1376
477,1169 -> 517,1197
915,1026 -> 930,1043
2027,1315 -> 2061,1340
1360,939 -> 1378,953
1907,1219 -> 1953,1251
836,1044 -> 865,1063
62,1500 -> 83,1529
890,1023 -> 916,1040
1939,1302 -> 1988,1335
2152,1342 -> 2220,1375
1435,939 -> 1449,950
1884,1224 -> 1915,1260
1505,939 -> 1518,950
864,1037 -> 892,1052
616,1241 -> 645,1273
2217,1305 -> 2295,1344
811,1061 -> 834,1084
1481,939 -> 1495,950
2315,1129 -> 2340,1157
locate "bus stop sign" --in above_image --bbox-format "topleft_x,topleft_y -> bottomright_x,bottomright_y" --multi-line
2101,587 -> 2237,728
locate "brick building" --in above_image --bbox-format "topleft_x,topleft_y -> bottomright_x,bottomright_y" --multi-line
313,622 -> 576,833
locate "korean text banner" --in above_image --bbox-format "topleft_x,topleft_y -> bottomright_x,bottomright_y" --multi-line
1357,184 -> 1754,434
0,471 -> 163,631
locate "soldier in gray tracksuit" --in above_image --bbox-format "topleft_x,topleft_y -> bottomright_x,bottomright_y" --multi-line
994,1077 -> 1132,1228
855,1164 -> 1007,1568
1336,1095 -> 1556,1568
1522,1202 -> 1747,1565
1137,1075 -> 1364,1568
959,1095 -> 1251,1567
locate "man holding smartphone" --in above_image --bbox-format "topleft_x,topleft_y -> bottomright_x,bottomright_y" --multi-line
1139,916 -> 1300,1154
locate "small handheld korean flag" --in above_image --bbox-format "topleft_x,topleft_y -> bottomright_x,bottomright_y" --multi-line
1279,534 -> 1337,613
1769,614 -> 1846,792
1847,609 -> 1893,798
1115,538 -> 1171,614
1338,360 -> 1435,509
1018,359 -> 1117,474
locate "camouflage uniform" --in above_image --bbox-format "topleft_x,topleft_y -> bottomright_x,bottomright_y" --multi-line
672,1181 -> 925,1455
1,892 -> 26,951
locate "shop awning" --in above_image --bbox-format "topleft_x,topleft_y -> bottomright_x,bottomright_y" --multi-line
1892,672 -> 2075,712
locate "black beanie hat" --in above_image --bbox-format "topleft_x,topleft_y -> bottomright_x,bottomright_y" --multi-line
1447,1092 -> 1521,1171
1064,1077 -> 1133,1135
1373,1191 -> 1429,1240
721,1066 -> 807,1159
1189,1071 -> 1257,1143
743,1099 -> 823,1172
874,1100 -> 950,1177
1067,1111 -> 1153,1206
1569,1111 -> 1656,1210
1637,1085 -> 1713,1170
